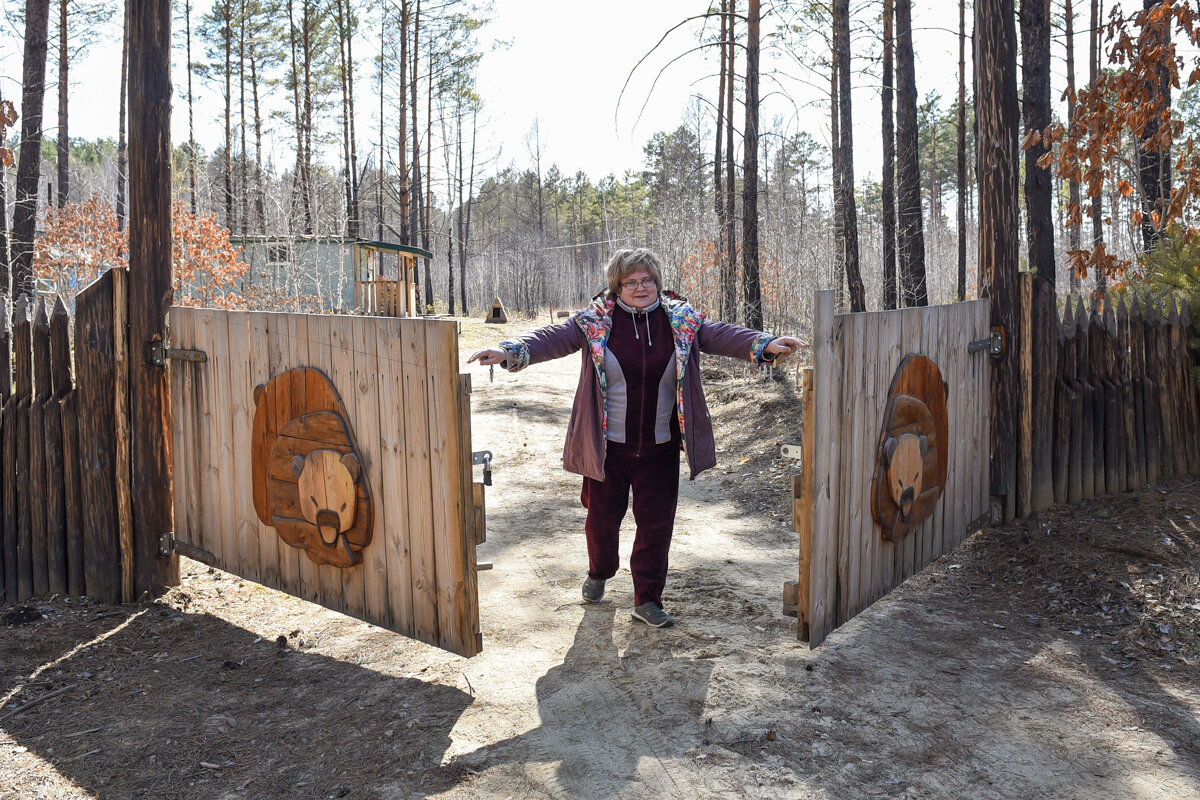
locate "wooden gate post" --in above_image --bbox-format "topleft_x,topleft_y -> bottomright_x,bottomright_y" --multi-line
127,0 -> 178,596
976,0 -> 1020,523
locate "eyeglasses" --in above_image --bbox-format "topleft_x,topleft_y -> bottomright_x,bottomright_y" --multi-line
620,279 -> 656,290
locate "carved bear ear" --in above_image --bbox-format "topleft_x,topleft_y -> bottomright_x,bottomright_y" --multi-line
340,452 -> 361,482
254,384 -> 265,405
883,437 -> 899,466
290,454 -> 306,479
919,434 -> 929,458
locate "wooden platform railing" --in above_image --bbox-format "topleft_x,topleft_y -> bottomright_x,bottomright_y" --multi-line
0,268 -> 132,606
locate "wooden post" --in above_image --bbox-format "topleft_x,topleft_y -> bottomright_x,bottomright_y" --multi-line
1144,300 -> 1164,484
1062,302 -> 1083,505
14,296 -> 32,600
128,0 -> 178,597
1052,321 -> 1071,505
31,299 -> 51,595
45,297 -> 70,595
1117,297 -> 1140,490
795,366 -> 815,642
1181,301 -> 1200,474
1129,295 -> 1147,490
1018,274 -> 1055,515
1101,302 -> 1124,494
1088,305 -> 1108,493
61,390 -> 83,596
976,0 -> 1021,522
1075,301 -> 1095,499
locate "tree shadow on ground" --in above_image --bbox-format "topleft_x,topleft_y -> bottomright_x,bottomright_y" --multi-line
0,602 -> 474,799
434,604 -> 714,798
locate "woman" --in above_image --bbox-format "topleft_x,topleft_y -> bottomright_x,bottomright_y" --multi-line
468,248 -> 806,628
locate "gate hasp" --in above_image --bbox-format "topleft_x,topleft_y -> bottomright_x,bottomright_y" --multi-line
251,368 -> 374,569
871,354 -> 949,541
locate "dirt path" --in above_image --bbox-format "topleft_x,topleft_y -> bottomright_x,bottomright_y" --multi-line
2,318 -> 1198,799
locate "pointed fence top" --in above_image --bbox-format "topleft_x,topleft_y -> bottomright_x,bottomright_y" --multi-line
1075,297 -> 1090,329
1117,294 -> 1129,322
14,294 -> 30,327
1103,296 -> 1117,335
1169,296 -> 1180,324
32,297 -> 48,329
52,295 -> 68,318
1131,293 -> 1143,320
1181,298 -> 1192,328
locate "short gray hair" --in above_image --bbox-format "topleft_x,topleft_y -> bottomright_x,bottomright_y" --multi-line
604,248 -> 663,297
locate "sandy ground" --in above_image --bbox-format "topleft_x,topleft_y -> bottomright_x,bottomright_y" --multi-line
2,315 -> 1199,799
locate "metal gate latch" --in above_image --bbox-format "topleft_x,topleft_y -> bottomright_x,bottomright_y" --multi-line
473,450 -> 493,486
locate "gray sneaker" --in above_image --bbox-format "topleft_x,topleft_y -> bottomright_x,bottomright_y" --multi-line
631,602 -> 675,628
582,577 -> 605,603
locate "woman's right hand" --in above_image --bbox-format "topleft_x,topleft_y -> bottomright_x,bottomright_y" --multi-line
467,347 -> 507,366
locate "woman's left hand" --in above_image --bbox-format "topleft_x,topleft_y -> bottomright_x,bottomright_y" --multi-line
765,336 -> 809,359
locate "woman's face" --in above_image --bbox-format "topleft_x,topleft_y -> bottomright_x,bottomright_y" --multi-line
618,268 -> 658,309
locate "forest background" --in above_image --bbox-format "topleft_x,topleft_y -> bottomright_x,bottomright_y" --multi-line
1,0 -> 1198,333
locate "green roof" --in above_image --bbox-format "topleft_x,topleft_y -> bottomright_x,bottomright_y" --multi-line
355,239 -> 434,259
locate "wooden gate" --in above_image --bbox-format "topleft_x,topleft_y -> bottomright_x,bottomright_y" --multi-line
169,309 -> 483,657
793,291 -> 992,647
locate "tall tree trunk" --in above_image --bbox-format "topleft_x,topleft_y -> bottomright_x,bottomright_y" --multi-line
300,0 -> 315,234
186,0 -> 197,214
423,34 -> 433,309
116,0 -> 129,232
742,0 -> 762,330
345,0 -> 359,237
977,0 -> 1020,519
0,82 -> 10,297
831,40 -> 845,308
409,0 -> 421,248
895,0 -> 927,306
1138,0 -> 1170,252
1064,0 -> 1080,290
13,0 -> 52,298
1021,0 -> 1055,288
336,0 -> 353,235
1089,0 -> 1104,294
288,0 -> 303,232
459,102 -> 477,316
722,0 -> 737,322
714,0 -> 728,318
883,0 -> 897,309
398,0 -> 411,244
223,0 -> 233,230
56,0 -> 68,208
238,0 -> 247,235
251,52 -> 265,232
836,0 -> 864,312
956,0 -> 967,300
376,3 -> 384,240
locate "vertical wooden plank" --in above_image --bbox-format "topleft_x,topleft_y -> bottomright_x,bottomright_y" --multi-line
209,310 -> 239,581
376,317 -> 415,638
875,306 -> 902,599
30,299 -> 50,596
2,397 -> 17,600
44,298 -> 70,595
169,309 -> 204,560
224,310 -> 261,583
1090,304 -> 1110,494
940,304 -> 962,553
112,269 -> 134,604
76,274 -> 120,604
191,309 -> 218,560
795,367 -> 815,642
856,310 -> 881,615
349,316 -> 388,627
975,301 -> 991,527
921,304 -> 943,566
285,312 -> 322,605
809,290 -> 841,647
1118,297 -> 1140,490
245,312 -> 279,588
425,320 -> 471,654
1076,302 -> 1095,498
400,318 -> 440,647
61,391 -> 83,597
1102,301 -> 1124,495
265,313 -> 301,598
14,296 -> 34,601
899,307 -> 922,581
457,372 -> 481,654
836,310 -> 863,624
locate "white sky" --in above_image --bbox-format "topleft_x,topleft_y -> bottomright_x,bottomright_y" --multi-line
0,0 -> 1127,188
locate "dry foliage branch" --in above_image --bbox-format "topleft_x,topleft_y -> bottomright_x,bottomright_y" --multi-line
1039,0 -> 1200,283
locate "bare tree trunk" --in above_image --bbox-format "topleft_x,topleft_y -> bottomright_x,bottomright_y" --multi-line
398,0 -> 411,244
238,0 -> 247,235
410,0 -> 422,247
300,0 -> 314,234
831,41 -> 844,308
1137,0 -> 1170,252
1089,0 -> 1104,294
0,82 -> 10,296
895,0 -> 927,306
423,34 -> 433,309
742,0 -> 762,330
13,0 -> 52,297
459,101 -> 477,316
345,0 -> 359,237
722,0 -> 737,322
116,0 -> 129,232
336,0 -> 353,236
186,0 -> 197,214
835,0 -> 864,312
1065,0 -> 1080,291
56,0 -> 67,208
977,0 -> 1020,519
223,0 -> 233,230
376,3 -> 384,240
1021,0 -> 1055,288
883,0 -> 897,309
956,0 -> 967,300
714,0 -> 728,317
250,52 -> 265,232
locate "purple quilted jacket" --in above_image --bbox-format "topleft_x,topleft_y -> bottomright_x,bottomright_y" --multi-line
499,291 -> 775,481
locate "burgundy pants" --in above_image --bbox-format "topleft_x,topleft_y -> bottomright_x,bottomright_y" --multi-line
580,442 -> 680,607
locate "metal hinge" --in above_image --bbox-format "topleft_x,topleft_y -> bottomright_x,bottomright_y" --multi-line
472,450 -> 493,486
158,531 -> 218,566
148,341 -> 208,366
968,326 -> 1004,358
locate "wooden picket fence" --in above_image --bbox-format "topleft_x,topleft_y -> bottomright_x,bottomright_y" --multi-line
0,268 -> 133,606
1016,273 -> 1200,516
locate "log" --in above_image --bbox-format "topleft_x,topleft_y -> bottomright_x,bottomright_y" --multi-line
1143,303 -> 1163,486
128,0 -> 179,597
1018,274 -> 1056,515
1102,301 -> 1125,494
1088,306 -> 1107,493
76,272 -> 122,604
14,296 -> 32,600
1063,302 -> 1083,505
1075,301 -> 1095,499
30,299 -> 51,595
44,298 -> 71,595
1,398 -> 15,601
61,391 -> 84,597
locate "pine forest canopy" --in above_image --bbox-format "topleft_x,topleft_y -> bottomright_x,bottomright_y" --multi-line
2,0 -> 1198,328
